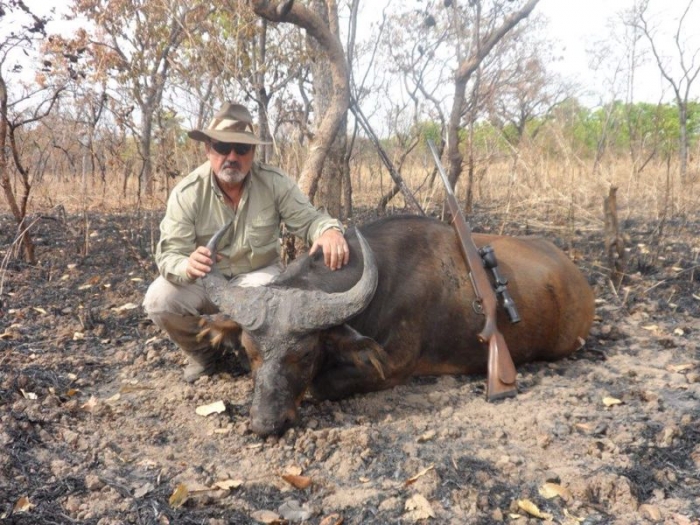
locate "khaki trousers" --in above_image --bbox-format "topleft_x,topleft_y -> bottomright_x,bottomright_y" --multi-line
143,262 -> 282,354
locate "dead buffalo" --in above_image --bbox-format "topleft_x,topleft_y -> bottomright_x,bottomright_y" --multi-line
200,215 -> 595,437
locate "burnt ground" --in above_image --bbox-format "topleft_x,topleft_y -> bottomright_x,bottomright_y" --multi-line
0,209 -> 698,525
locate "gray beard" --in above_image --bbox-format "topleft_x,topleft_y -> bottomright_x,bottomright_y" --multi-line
218,166 -> 248,185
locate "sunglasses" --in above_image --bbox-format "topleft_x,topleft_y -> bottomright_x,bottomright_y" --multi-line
210,141 -> 253,156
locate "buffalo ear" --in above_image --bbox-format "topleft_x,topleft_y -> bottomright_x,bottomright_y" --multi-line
322,324 -> 388,380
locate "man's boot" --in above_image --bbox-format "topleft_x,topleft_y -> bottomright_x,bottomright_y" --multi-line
182,346 -> 226,383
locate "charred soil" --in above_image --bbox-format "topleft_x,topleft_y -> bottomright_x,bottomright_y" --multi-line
1,210 -> 699,524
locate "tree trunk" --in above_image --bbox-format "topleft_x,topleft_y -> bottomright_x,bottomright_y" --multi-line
251,0 -> 350,206
309,0 -> 345,217
446,0 -> 539,189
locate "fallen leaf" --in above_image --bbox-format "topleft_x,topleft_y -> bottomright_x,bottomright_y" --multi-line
284,465 -> 303,476
417,430 -> 436,443
673,328 -> 685,336
119,384 -> 154,393
639,504 -> 662,521
517,499 -> 552,519
13,496 -> 33,513
213,479 -> 243,491
169,483 -> 188,508
73,332 -> 85,341
539,482 -> 573,502
564,508 -> 585,522
20,389 -> 37,400
667,363 -> 694,373
575,422 -> 593,433
282,474 -> 312,490
404,493 -> 435,520
66,388 -> 80,397
134,482 -> 154,498
404,465 -> 435,487
669,513 -> 694,525
112,302 -> 139,312
278,500 -> 314,521
33,307 -> 48,315
195,400 -> 226,416
250,509 -> 282,523
319,513 -> 344,525
602,396 -> 622,407
81,395 -> 98,411
106,393 -> 121,403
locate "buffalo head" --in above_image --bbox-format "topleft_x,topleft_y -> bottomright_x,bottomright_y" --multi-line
202,223 -> 378,437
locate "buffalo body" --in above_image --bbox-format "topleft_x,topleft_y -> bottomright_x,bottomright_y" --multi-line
202,215 -> 595,436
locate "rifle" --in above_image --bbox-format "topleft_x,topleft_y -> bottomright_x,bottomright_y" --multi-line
427,139 -> 518,401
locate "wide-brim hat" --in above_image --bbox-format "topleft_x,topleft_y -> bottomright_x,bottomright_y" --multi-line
188,102 -> 271,145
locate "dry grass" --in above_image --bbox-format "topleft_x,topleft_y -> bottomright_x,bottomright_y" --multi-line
2,152 -> 697,233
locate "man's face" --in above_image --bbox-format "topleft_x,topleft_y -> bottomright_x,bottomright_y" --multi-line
207,141 -> 255,186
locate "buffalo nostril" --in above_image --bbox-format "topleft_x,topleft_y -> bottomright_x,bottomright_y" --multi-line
250,409 -> 297,438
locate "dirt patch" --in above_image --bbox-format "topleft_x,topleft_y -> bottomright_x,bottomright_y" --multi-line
1,211 -> 699,524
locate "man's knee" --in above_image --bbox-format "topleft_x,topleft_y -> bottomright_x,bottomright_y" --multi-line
143,276 -> 211,318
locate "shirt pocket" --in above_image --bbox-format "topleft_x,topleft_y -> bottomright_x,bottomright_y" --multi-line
248,210 -> 280,249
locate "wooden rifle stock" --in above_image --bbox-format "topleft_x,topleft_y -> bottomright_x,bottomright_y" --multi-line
427,140 -> 517,400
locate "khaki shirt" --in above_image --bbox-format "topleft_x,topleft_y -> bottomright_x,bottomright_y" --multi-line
156,161 -> 343,284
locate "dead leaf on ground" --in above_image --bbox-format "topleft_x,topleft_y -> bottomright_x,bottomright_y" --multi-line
417,430 -> 436,443
564,508 -> 585,522
668,513 -> 695,525
119,384 -> 155,394
195,400 -> 226,416
20,389 -> 37,400
319,513 -> 343,525
539,482 -> 573,502
81,395 -> 98,411
517,499 -> 553,520
404,493 -> 435,520
284,465 -> 303,476
602,396 -> 622,407
13,496 -> 33,513
213,479 -> 243,491
250,509 -> 283,523
404,465 -> 435,487
667,363 -> 694,373
168,483 -> 188,508
32,307 -> 48,315
282,474 -> 312,490
134,482 -> 155,498
112,302 -> 139,312
0,329 -> 19,340
639,504 -> 662,521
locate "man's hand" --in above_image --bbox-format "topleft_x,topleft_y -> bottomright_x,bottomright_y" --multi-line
186,246 -> 222,280
309,228 -> 349,271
